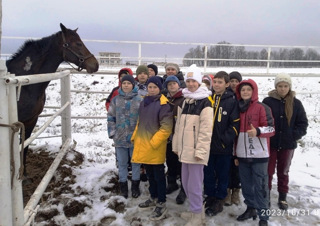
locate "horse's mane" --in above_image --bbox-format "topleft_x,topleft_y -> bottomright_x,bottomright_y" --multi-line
7,31 -> 61,63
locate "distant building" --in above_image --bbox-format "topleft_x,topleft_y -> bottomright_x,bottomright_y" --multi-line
99,52 -> 121,65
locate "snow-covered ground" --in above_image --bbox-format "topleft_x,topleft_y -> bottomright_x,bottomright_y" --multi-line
30,66 -> 320,225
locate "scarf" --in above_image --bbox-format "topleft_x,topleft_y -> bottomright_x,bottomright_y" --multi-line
182,85 -> 212,100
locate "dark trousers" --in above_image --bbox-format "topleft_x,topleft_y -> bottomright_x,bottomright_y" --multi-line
228,158 -> 241,189
268,148 -> 294,193
204,154 -> 232,199
144,164 -> 166,203
239,160 -> 269,221
166,142 -> 181,178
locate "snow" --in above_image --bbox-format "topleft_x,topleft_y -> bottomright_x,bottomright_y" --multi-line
31,66 -> 320,225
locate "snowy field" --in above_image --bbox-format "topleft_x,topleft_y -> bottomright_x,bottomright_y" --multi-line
30,66 -> 320,225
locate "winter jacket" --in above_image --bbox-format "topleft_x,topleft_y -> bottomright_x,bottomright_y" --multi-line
262,90 -> 308,150
131,94 -> 173,164
173,86 -> 213,165
107,86 -> 142,148
105,68 -> 133,111
235,79 -> 275,162
209,90 -> 240,155
167,89 -> 184,139
136,81 -> 148,97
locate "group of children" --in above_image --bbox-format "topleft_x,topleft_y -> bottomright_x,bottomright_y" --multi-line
106,63 -> 308,226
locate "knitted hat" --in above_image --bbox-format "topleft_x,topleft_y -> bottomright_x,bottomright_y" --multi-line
136,65 -> 149,76
163,76 -> 181,89
165,63 -> 180,72
185,64 -> 202,85
121,74 -> 136,87
147,76 -> 163,90
147,64 -> 158,75
229,71 -> 242,82
275,73 -> 292,89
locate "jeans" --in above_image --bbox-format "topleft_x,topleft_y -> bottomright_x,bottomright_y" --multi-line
239,160 -> 269,221
115,146 -> 140,182
144,164 -> 166,203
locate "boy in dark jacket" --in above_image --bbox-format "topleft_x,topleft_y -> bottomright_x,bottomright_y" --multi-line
163,76 -> 186,204
204,71 -> 240,216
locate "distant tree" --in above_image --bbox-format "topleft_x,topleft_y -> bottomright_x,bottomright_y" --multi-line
183,45 -> 204,66
304,49 -> 320,67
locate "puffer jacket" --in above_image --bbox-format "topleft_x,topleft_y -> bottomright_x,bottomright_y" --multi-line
262,90 -> 308,150
209,90 -> 240,155
107,86 -> 142,148
131,94 -> 173,164
235,79 -> 275,162
173,87 -> 213,165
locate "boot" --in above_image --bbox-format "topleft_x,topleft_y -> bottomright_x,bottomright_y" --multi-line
236,206 -> 257,221
131,180 -> 141,198
119,181 -> 128,198
185,212 -> 204,226
224,188 -> 232,206
166,176 -> 179,194
259,219 -> 268,226
176,186 -> 187,204
205,198 -> 224,216
231,188 -> 240,205
278,192 -> 288,210
181,204 -> 206,222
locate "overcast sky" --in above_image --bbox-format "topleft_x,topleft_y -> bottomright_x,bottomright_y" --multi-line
1,0 -> 320,59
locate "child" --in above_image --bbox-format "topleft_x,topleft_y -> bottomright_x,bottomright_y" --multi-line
225,71 -> 243,206
105,68 -> 133,111
172,64 -> 213,225
135,65 -> 149,97
262,73 -> 308,210
163,76 -> 186,204
107,75 -> 142,198
202,74 -> 214,92
148,63 -> 164,83
131,76 -> 173,221
235,79 -> 275,226
203,71 -> 240,217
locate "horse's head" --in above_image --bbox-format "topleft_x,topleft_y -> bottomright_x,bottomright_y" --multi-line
60,23 -> 99,73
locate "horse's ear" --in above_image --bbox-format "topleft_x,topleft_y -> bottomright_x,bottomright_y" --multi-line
60,23 -> 67,33
74,28 -> 78,33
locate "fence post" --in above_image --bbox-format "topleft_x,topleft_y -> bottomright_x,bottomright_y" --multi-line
8,73 -> 24,226
0,60 -> 14,226
204,45 -> 208,73
138,43 -> 142,65
61,75 -> 71,144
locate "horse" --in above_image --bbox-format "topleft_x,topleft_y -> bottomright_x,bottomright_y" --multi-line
6,23 -> 99,177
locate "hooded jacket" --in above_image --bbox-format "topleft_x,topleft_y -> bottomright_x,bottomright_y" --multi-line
107,86 -> 142,147
131,94 -> 173,164
105,68 -> 134,111
172,86 -> 213,165
235,79 -> 275,162
262,90 -> 308,150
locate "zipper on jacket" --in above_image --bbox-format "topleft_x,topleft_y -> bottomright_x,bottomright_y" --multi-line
193,126 -> 196,149
258,137 -> 265,151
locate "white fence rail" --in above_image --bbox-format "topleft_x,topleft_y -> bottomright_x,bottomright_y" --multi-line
0,60 -> 72,226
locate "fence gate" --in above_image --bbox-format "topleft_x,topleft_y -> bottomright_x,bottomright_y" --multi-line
0,59 -> 72,226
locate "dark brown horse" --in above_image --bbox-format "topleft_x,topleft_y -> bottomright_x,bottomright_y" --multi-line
6,23 -> 99,176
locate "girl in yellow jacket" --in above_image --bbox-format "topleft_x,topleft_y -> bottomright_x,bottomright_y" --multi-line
131,76 -> 173,221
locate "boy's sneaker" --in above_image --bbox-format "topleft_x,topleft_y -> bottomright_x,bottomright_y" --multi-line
149,202 -> 167,221
138,198 -> 157,210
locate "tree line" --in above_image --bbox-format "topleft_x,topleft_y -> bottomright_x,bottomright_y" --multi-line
183,41 -> 320,67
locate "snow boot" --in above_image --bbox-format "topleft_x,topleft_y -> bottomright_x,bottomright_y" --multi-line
231,188 -> 241,205
236,206 -> 257,221
259,219 -> 268,226
185,212 -> 204,226
149,202 -> 167,221
131,180 -> 141,198
205,198 -> 224,216
278,192 -> 288,210
119,181 -> 128,198
224,188 -> 232,206
166,176 -> 179,194
176,186 -> 187,204
139,197 -> 157,210
181,204 -> 205,222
